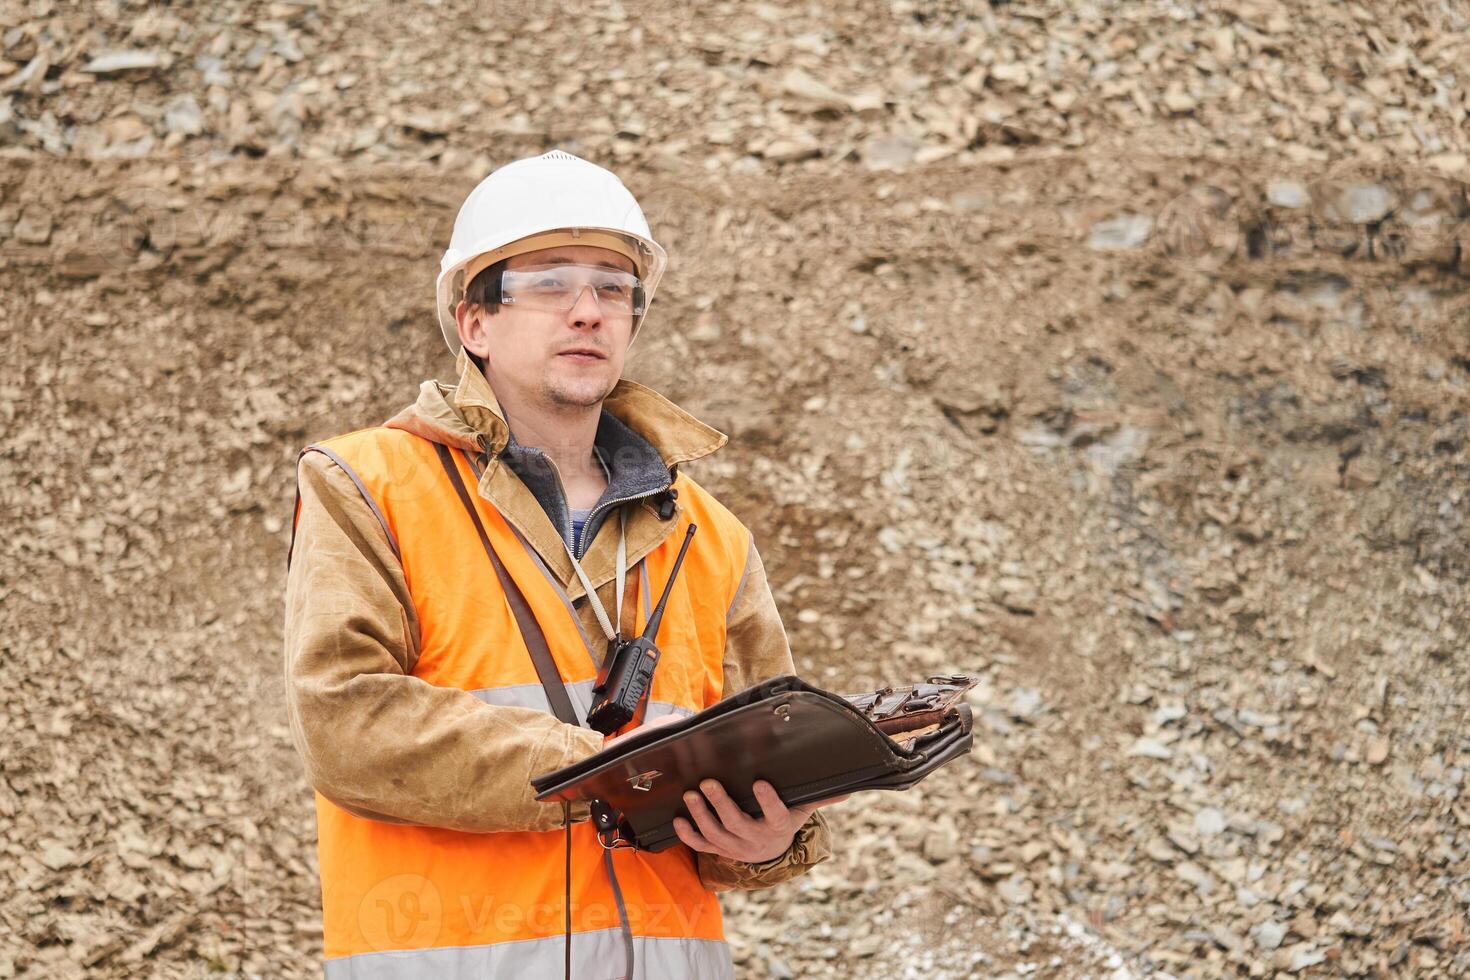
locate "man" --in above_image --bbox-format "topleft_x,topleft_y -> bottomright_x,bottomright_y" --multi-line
283,150 -> 842,978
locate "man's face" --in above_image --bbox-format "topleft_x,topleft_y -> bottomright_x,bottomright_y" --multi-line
455,243 -> 637,413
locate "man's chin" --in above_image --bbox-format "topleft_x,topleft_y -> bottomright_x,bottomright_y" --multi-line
543,375 -> 615,409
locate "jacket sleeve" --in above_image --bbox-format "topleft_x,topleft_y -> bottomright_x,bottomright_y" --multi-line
282,449 -> 606,834
696,536 -> 836,892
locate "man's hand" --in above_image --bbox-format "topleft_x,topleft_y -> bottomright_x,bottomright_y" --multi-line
672,779 -> 849,864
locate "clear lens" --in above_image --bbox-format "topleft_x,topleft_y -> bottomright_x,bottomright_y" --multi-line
499,264 -> 645,317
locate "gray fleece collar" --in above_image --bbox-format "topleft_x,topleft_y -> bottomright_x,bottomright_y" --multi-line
499,409 -> 673,560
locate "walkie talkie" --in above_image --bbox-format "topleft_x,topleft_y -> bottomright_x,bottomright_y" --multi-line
587,523 -> 698,735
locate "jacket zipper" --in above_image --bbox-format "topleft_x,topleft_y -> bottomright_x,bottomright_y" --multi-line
469,447 -> 672,570
533,449 -> 670,560
576,483 -> 670,559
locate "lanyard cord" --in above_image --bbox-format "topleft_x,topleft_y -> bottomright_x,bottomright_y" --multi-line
559,506 -> 626,642
562,801 -> 572,980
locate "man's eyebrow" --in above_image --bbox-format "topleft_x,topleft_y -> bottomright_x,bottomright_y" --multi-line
529,254 -> 633,272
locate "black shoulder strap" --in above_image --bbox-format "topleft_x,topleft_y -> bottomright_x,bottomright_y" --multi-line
432,442 -> 582,728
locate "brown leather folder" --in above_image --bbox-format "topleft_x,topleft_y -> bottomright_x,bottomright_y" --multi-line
531,674 -> 978,852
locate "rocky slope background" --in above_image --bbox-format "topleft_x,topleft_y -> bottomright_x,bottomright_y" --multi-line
1,0 -> 1467,977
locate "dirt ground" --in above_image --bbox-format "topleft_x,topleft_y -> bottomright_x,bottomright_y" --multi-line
2,1 -> 1469,978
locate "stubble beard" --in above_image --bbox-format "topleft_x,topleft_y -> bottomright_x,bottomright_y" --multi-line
540,367 -> 614,412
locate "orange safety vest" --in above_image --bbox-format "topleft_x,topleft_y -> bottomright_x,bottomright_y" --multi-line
291,427 -> 751,979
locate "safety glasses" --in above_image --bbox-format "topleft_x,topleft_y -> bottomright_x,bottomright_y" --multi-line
499,264 -> 646,318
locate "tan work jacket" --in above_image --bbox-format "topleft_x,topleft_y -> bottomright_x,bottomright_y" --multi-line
283,350 -> 833,891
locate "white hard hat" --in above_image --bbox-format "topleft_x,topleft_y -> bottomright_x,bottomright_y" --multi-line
435,150 -> 668,356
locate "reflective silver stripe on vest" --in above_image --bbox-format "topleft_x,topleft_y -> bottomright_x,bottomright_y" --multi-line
471,683 -> 693,725
323,931 -> 733,980
643,701 -> 694,722
471,679 -> 591,726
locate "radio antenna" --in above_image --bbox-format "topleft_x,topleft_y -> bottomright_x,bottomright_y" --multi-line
642,524 -> 697,643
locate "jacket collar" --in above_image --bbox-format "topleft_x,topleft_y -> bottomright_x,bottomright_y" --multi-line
499,407 -> 678,561
442,348 -> 727,469
384,349 -> 728,599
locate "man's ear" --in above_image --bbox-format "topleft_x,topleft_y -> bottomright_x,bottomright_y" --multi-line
454,300 -> 490,359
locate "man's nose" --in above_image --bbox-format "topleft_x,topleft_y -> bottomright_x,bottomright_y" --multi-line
567,285 -> 603,329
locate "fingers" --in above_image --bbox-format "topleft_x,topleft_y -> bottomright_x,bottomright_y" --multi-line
751,780 -> 791,824
679,781 -> 826,865
672,815 -> 714,853
682,787 -> 743,852
697,780 -> 759,838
